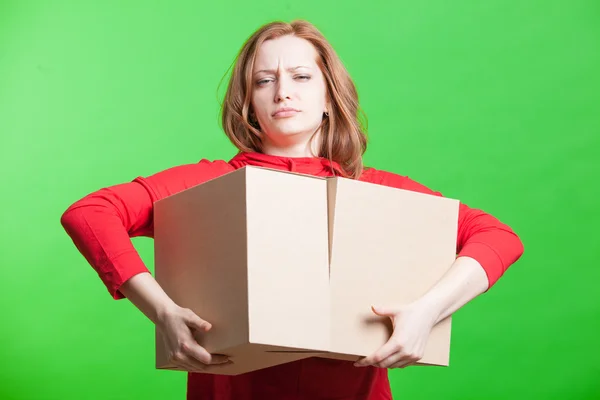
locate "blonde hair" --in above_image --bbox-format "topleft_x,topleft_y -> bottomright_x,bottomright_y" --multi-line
220,20 -> 368,179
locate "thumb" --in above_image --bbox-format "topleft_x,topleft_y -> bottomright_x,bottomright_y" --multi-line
185,311 -> 212,332
371,305 -> 399,317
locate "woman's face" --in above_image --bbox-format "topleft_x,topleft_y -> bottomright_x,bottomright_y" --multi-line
251,35 -> 328,155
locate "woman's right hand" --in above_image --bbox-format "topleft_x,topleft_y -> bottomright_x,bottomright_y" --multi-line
118,272 -> 230,372
156,304 -> 230,372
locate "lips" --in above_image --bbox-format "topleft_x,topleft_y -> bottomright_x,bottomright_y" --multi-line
272,107 -> 301,118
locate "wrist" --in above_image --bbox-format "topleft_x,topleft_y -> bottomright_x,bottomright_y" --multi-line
411,257 -> 489,325
120,272 -> 179,325
412,295 -> 444,326
155,300 -> 180,325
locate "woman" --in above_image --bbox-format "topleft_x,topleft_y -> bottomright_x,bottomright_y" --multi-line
61,20 -> 524,400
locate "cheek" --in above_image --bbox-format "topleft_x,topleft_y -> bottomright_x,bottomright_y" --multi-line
306,90 -> 326,116
307,81 -> 327,109
251,92 -> 268,117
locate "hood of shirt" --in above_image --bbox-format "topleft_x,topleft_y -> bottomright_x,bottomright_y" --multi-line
228,151 -> 345,177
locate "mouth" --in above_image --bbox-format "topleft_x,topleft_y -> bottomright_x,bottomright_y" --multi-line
272,108 -> 301,118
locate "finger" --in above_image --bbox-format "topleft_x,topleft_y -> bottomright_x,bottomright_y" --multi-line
375,353 -> 412,369
179,311 -> 229,365
206,354 -> 231,365
180,356 -> 218,372
183,323 -> 229,365
181,341 -> 230,365
354,338 -> 401,367
183,309 -> 212,332
388,352 -> 422,369
179,352 -> 233,372
174,349 -> 229,372
373,351 -> 405,369
181,359 -> 206,372
390,359 -> 417,369
171,351 -> 206,372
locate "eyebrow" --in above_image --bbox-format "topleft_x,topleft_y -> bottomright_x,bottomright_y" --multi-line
253,66 -> 312,75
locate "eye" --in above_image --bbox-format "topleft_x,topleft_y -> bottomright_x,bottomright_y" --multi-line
295,75 -> 311,81
256,78 -> 273,86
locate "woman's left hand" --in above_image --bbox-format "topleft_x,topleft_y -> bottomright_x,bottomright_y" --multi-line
354,301 -> 438,369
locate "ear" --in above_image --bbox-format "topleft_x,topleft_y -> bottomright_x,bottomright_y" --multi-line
324,98 -> 332,116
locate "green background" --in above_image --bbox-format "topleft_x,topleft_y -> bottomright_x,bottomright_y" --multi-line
1,0 -> 598,399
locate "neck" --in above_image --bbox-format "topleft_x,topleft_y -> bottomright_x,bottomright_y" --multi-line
262,131 -> 322,158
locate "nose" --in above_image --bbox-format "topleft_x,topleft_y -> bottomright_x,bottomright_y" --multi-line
274,78 -> 292,103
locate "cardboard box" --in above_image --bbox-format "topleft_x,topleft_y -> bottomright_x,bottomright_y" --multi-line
153,166 -> 459,375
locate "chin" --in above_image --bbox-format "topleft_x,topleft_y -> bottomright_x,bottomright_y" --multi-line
269,123 -> 310,136
270,119 -> 320,136
276,129 -> 306,137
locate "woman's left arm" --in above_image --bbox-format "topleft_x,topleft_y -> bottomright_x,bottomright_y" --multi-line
354,176 -> 525,369
354,256 -> 488,369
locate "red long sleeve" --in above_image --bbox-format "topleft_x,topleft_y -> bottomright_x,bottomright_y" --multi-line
60,160 -> 234,299
364,169 -> 524,288
61,154 -> 523,300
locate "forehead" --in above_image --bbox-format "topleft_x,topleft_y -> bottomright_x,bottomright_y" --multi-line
253,35 -> 319,70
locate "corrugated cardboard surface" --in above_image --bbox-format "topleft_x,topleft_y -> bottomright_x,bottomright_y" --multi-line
155,168 -> 250,359
324,177 -> 457,366
245,167 -> 330,352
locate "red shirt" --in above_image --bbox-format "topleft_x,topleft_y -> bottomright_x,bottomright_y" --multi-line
61,151 -> 524,400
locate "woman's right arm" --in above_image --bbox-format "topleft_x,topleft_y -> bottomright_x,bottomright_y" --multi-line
60,180 -> 156,300
60,165 -> 232,370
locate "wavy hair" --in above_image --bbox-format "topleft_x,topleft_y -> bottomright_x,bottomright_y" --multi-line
220,20 -> 368,179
